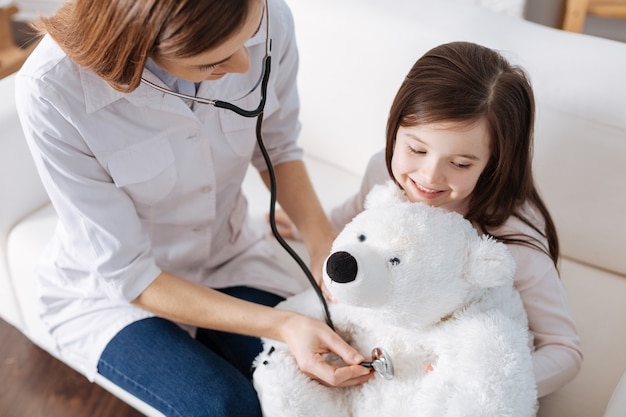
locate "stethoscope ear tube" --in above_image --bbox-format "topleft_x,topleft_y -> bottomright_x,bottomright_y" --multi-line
214,55 -> 273,118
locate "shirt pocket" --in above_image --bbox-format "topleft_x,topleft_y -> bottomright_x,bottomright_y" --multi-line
106,136 -> 177,206
218,87 -> 279,157
228,192 -> 249,244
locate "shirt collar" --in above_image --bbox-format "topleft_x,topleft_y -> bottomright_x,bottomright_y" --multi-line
144,58 -> 179,91
80,64 -> 192,114
80,12 -> 267,114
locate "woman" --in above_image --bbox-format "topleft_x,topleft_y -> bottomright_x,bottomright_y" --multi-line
16,0 -> 371,415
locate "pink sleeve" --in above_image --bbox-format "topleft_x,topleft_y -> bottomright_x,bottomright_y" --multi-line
508,243 -> 583,397
329,149 -> 390,232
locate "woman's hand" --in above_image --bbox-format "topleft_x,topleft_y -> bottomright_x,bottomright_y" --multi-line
267,208 -> 337,302
307,238 -> 337,303
266,208 -> 300,240
279,312 -> 374,387
261,160 -> 339,301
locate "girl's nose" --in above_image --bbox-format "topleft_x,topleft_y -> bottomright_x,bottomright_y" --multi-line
422,159 -> 445,184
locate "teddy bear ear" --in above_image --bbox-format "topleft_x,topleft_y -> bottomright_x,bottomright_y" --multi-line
464,235 -> 517,288
364,180 -> 407,210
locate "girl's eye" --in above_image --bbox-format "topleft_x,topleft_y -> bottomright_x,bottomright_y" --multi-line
453,162 -> 471,169
408,146 -> 425,155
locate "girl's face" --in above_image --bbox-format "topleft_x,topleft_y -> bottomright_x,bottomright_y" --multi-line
391,119 -> 491,215
153,0 -> 264,82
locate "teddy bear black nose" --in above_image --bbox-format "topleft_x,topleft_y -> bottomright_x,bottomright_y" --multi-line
326,251 -> 358,284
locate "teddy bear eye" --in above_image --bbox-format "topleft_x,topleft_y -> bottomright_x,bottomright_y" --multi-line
389,257 -> 400,266
357,234 -> 366,242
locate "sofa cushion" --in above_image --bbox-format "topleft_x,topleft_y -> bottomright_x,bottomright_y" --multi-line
603,372 -> 626,417
6,204 -> 57,351
537,259 -> 626,417
533,106 -> 626,277
289,0 -> 626,277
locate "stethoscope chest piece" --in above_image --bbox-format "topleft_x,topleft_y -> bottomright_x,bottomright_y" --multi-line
361,347 -> 395,380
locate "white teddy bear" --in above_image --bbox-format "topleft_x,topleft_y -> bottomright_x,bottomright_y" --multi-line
253,181 -> 537,417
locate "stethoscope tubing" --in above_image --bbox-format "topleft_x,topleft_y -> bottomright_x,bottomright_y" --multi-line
249,57 -> 336,330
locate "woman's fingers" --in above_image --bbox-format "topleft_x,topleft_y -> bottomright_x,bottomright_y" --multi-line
282,314 -> 372,387
265,209 -> 299,240
301,359 -> 373,387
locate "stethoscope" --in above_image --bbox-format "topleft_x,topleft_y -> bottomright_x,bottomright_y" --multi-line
140,3 -> 394,381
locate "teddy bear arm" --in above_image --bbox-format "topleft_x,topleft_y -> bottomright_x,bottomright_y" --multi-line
425,314 -> 537,417
253,346 -> 351,417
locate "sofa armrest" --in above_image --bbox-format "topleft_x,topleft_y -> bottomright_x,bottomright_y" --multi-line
0,74 -> 49,222
604,371 -> 626,417
0,73 -> 49,329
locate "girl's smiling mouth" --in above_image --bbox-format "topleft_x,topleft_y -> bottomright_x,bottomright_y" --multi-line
416,182 -> 441,193
412,180 -> 446,199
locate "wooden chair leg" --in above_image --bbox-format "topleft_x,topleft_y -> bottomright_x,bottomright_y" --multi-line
588,1 -> 626,18
562,0 -> 591,32
0,5 -> 38,79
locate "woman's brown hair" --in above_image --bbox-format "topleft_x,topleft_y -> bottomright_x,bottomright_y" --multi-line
385,41 -> 559,267
36,0 -> 254,92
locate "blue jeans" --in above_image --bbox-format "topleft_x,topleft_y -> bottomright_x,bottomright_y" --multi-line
97,286 -> 284,417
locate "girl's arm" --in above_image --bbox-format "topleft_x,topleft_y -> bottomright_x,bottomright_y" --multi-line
507,241 -> 583,397
327,149 -> 390,233
268,149 -> 391,241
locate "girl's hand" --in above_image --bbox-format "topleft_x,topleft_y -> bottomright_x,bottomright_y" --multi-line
280,313 -> 373,387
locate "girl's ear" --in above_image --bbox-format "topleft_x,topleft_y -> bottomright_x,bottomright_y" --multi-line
364,180 -> 408,210
464,235 -> 516,288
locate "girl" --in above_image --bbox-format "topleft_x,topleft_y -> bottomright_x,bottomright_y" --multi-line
16,0 -> 371,416
274,41 -> 583,398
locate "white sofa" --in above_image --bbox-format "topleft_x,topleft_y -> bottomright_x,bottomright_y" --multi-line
2,0 -> 625,416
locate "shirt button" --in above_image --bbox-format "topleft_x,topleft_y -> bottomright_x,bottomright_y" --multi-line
186,131 -> 200,140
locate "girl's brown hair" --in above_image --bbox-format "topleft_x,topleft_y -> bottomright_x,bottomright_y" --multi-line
385,41 -> 559,266
36,0 -> 254,92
